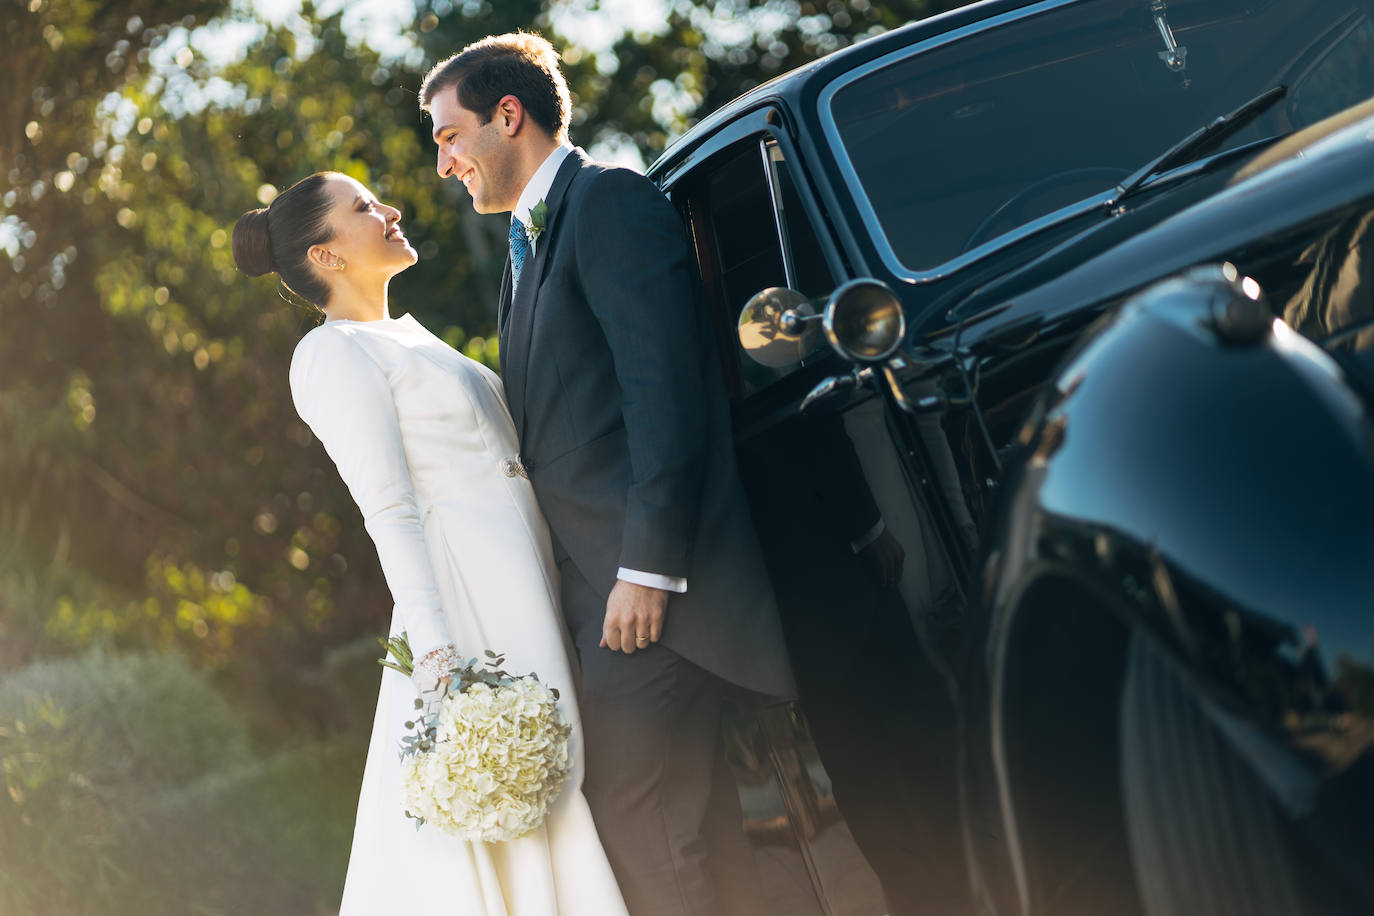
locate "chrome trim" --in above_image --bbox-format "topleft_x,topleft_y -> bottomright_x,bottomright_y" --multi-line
799,367 -> 871,412
779,307 -> 820,336
818,0 -> 1109,285
1150,0 -> 1189,74
761,139 -> 799,290
823,278 -> 907,363
882,364 -> 946,414
653,109 -> 779,190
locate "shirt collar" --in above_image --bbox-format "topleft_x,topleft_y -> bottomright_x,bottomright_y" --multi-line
513,144 -> 572,232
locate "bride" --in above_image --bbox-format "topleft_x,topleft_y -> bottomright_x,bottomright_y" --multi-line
232,171 -> 628,916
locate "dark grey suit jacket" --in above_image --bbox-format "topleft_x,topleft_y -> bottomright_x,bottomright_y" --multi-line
497,149 -> 795,700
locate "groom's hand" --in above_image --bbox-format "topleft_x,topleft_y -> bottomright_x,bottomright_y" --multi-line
601,581 -> 668,654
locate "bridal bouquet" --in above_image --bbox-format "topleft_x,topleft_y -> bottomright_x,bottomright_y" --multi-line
379,633 -> 573,842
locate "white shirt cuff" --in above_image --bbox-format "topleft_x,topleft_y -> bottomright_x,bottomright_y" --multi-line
617,567 -> 688,593
850,519 -> 886,554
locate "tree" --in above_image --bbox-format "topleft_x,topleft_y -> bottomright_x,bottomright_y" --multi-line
0,0 -> 974,683
549,0 -> 966,161
1,0 -> 229,665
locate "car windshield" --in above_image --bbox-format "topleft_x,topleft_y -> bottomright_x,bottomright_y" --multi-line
828,0 -> 1374,272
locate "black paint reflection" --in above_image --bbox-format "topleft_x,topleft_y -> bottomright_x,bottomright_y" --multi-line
985,264 -> 1374,916
721,701 -> 885,916
738,399 -> 971,916
1234,205 -> 1374,789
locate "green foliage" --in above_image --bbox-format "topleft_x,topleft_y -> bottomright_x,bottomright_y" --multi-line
0,651 -> 365,915
322,633 -> 386,721
1,0 -> 975,684
2,10 -> 412,676
378,629 -> 415,676
0,651 -> 253,794
112,740 -> 364,916
0,651 -> 254,914
553,0 -> 965,161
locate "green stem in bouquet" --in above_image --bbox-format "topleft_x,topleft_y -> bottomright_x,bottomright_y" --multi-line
377,632 -> 415,677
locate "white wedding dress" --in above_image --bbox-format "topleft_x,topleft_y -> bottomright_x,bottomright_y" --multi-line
289,313 -> 628,916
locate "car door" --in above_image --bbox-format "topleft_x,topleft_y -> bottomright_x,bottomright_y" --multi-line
659,109 -> 976,916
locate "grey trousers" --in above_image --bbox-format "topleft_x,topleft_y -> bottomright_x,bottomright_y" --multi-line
559,558 -> 769,916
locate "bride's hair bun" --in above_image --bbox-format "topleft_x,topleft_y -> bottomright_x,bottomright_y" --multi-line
232,207 -> 276,278
230,173 -> 337,309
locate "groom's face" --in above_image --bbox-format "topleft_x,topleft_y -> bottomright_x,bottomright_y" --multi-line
431,88 -> 521,215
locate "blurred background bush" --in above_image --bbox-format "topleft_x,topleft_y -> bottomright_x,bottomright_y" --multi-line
0,649 -> 369,914
0,0 -> 963,911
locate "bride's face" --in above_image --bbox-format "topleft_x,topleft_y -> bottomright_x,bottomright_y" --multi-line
315,175 -> 417,281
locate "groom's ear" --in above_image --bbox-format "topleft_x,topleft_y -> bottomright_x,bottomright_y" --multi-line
495,95 -> 524,137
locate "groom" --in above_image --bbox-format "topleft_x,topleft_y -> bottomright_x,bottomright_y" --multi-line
421,33 -> 795,915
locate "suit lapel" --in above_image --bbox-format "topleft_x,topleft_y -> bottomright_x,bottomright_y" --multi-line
503,148 -> 589,437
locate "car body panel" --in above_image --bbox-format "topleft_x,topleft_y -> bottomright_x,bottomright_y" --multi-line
646,1 -> 1374,912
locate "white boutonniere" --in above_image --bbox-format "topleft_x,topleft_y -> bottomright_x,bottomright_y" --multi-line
526,199 -> 548,245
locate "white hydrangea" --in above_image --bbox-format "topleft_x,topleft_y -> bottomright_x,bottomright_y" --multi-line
399,677 -> 573,843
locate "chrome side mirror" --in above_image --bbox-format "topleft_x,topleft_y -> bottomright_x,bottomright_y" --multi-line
737,287 -> 824,368
737,279 -> 907,370
823,279 -> 906,364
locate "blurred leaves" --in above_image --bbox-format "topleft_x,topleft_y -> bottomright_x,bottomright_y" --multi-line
0,0 -> 967,680
0,651 -> 359,915
555,0 -> 962,159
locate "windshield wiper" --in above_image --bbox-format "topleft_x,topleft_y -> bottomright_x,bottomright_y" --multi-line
1110,85 -> 1288,207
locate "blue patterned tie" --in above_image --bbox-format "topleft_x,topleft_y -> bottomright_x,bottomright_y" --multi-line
509,217 -> 530,292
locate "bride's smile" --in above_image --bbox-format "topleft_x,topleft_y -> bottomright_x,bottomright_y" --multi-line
318,175 -> 418,274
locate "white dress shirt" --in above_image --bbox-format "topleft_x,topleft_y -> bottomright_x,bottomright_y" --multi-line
513,143 -> 572,263
509,145 -> 687,595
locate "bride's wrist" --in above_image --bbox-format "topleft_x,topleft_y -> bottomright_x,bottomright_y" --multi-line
415,644 -> 460,683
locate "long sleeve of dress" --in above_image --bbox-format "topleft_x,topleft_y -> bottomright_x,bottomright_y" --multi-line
289,326 -> 453,662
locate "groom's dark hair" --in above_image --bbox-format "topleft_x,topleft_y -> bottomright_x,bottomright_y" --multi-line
420,32 -> 571,142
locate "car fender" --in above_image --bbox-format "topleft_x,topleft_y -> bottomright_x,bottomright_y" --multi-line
974,264 -> 1374,910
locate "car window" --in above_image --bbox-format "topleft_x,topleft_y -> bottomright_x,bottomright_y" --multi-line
1291,17 -> 1374,125
827,0 -> 1374,274
707,145 -> 788,320
682,136 -> 837,399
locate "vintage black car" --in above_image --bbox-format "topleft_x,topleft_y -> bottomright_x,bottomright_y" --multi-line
644,1 -> 1374,914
